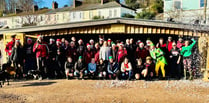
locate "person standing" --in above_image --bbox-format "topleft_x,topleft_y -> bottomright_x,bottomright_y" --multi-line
180,38 -> 196,80
23,38 -> 36,77
169,42 -> 181,79
99,41 -> 111,62
11,39 -> 23,78
149,43 -> 167,79
5,34 -> 16,66
33,35 -> 49,80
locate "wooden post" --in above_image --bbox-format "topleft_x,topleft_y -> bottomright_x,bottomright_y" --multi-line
203,37 -> 209,81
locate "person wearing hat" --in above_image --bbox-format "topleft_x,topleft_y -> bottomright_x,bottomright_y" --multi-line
135,41 -> 149,62
84,43 -> 94,64
107,56 -> 119,80
5,34 -> 16,65
120,57 -> 133,80
74,56 -> 87,79
23,37 -> 36,77
66,41 -> 77,62
99,38 -> 104,47
107,38 -> 112,47
110,43 -> 118,62
48,38 -> 57,78
180,38 -> 196,80
116,43 -> 127,64
55,39 -> 66,78
11,39 -> 24,78
169,42 -> 181,79
89,39 -> 95,50
33,35 -> 49,80
77,39 -> 85,58
141,56 -> 155,80
149,42 -> 167,78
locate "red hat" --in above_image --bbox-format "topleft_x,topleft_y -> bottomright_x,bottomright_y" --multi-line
108,38 -> 111,42
27,38 -> 32,41
119,42 -> 124,46
15,39 -> 20,42
78,39 -> 83,43
56,39 -> 61,42
87,43 -> 91,48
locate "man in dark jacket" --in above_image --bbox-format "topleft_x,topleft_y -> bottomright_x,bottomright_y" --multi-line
107,56 -> 119,80
23,38 -> 36,77
74,56 -> 87,79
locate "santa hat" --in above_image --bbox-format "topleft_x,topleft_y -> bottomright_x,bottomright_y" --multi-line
50,38 -> 55,42
78,39 -> 83,43
107,38 -> 111,42
27,38 -> 32,41
139,42 -> 144,45
111,43 -> 116,47
87,43 -> 91,48
56,39 -> 61,42
89,39 -> 94,43
119,42 -> 124,46
99,38 -> 104,41
15,39 -> 20,42
146,40 -> 153,46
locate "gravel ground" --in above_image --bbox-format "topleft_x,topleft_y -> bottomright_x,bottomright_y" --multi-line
0,79 -> 208,103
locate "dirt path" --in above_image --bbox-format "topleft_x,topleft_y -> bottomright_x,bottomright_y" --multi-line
0,79 -> 209,103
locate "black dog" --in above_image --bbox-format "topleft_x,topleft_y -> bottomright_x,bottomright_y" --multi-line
0,70 -> 10,88
26,70 -> 41,80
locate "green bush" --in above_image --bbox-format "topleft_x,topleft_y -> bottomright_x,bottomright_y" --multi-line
122,13 -> 135,18
135,9 -> 156,19
92,16 -> 104,20
0,10 -> 3,17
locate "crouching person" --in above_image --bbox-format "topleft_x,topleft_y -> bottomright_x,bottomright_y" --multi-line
107,56 -> 119,80
97,59 -> 107,79
141,56 -> 155,80
135,58 -> 144,80
65,57 -> 74,79
74,56 -> 87,80
120,57 -> 133,80
88,58 -> 97,79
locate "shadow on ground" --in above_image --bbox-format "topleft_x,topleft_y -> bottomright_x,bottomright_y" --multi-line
22,82 -> 56,87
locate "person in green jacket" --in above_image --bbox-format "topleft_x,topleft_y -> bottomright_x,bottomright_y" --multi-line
149,43 -> 167,78
180,38 -> 196,80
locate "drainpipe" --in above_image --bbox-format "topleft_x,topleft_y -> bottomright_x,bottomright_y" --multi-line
204,0 -> 207,24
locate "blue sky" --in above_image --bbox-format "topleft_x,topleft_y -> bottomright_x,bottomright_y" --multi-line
38,0 -> 125,8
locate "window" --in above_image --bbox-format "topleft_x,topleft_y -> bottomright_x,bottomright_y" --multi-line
54,15 -> 56,21
73,12 -> 76,19
174,1 -> 181,9
40,16 -> 43,21
63,13 -> 65,20
80,12 -> 82,19
89,11 -> 93,18
98,11 -> 101,17
114,9 -> 117,17
57,15 -> 59,20
109,10 -> 112,17
48,15 -> 51,21
200,0 -> 207,8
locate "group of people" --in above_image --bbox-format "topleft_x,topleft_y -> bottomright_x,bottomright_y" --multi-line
4,34 -> 196,80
